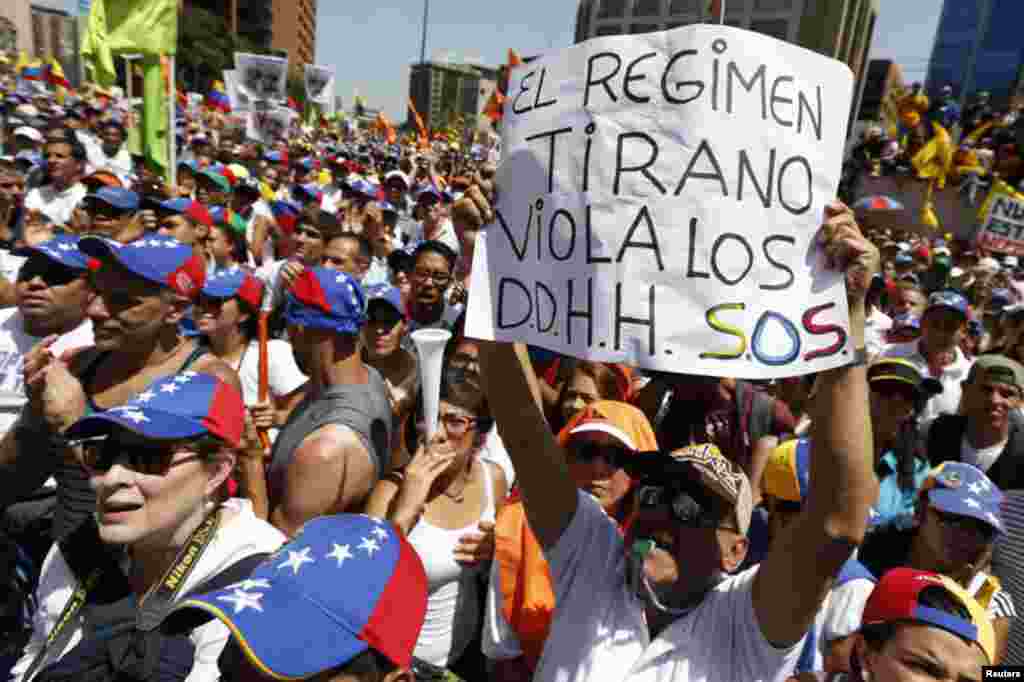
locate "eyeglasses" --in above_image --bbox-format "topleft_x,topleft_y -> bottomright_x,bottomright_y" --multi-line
80,437 -> 211,477
637,485 -> 738,532
450,352 -> 480,370
413,269 -> 451,287
930,506 -> 997,542
439,413 -> 477,437
18,258 -> 80,287
568,442 -> 631,467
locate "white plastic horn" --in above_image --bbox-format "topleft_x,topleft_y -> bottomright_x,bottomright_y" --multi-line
411,328 -> 452,440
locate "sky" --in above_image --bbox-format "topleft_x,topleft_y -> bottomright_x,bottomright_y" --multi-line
309,0 -> 947,122
59,0 -> 947,119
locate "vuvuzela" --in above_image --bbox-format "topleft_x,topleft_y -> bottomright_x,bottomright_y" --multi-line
411,328 -> 452,440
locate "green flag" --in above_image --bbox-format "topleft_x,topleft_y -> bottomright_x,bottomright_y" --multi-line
81,0 -> 177,176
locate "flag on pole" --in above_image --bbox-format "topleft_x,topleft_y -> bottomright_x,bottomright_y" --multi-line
508,49 -> 523,67
207,80 -> 231,112
47,58 -> 70,89
82,0 -> 178,175
82,0 -> 178,87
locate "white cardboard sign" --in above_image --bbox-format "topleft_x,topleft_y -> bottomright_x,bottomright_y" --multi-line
245,106 -> 297,144
304,64 -> 335,114
235,52 -> 289,103
223,70 -> 251,112
465,25 -> 855,378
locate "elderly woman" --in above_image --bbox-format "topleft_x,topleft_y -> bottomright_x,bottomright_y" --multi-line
366,378 -> 507,679
11,373 -> 285,681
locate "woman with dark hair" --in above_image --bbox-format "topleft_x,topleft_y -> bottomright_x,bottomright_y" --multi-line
366,379 -> 507,680
193,270 -> 306,499
206,209 -> 248,274
550,360 -> 632,432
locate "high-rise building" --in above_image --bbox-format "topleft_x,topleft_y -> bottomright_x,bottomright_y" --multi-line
926,0 -> 1024,104
574,0 -> 879,134
0,0 -> 33,55
858,59 -> 905,125
184,0 -> 315,66
408,60 -> 499,131
29,0 -> 79,87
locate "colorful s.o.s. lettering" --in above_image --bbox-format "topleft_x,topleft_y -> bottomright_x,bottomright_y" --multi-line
702,302 -> 846,367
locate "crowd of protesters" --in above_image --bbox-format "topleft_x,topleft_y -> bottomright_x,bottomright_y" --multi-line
0,49 -> 1023,682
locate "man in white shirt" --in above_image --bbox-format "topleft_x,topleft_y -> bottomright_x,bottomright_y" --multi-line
480,197 -> 880,682
407,185 -> 460,257
83,120 -> 133,183
23,131 -> 87,227
0,235 -> 94,433
883,289 -> 974,424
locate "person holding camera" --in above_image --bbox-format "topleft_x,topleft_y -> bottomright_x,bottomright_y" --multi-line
479,199 -> 880,682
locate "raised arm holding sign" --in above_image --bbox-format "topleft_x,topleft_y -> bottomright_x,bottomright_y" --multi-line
474,24 -> 879,682
466,24 -> 855,380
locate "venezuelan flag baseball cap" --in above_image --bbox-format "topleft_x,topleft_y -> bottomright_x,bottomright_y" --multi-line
66,373 -> 245,448
202,269 -> 264,310
762,438 -> 811,505
80,235 -> 207,300
168,514 -> 428,678
861,568 -> 995,664
285,267 -> 366,336
919,462 -> 1003,535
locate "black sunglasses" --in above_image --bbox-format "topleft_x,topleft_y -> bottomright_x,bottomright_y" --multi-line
18,257 -> 80,287
568,442 -> 632,466
80,436 -> 210,476
636,485 -> 738,532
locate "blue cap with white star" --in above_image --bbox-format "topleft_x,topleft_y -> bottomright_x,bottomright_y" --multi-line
921,462 -> 1004,534
13,234 -> 90,270
170,514 -> 428,678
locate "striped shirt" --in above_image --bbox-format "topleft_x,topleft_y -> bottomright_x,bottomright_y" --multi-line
994,490 -> 1024,664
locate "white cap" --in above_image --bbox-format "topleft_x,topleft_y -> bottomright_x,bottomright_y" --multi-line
14,104 -> 39,118
934,247 -> 952,257
950,267 -> 965,278
567,421 -> 636,450
1006,256 -> 1019,267
13,127 -> 42,143
897,241 -> 911,252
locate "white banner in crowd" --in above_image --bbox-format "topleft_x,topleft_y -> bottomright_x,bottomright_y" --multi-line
235,52 -> 289,102
245,106 -> 297,144
975,185 -> 1024,256
304,64 -> 336,114
466,25 -> 855,379
223,70 -> 251,112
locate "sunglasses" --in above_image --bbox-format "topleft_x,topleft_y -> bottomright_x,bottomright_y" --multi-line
636,485 -> 738,532
568,442 -> 631,466
18,257 -> 80,287
80,436 -> 211,476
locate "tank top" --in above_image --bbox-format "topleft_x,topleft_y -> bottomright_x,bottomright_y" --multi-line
267,366 -> 392,510
52,345 -> 209,541
407,459 -> 496,666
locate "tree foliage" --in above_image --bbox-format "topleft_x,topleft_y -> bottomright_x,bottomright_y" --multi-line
177,7 -> 266,92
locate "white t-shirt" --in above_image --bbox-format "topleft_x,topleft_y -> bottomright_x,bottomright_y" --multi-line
961,435 -> 1007,473
534,491 -> 802,682
0,249 -> 27,285
864,308 -> 892,359
407,218 -> 461,257
11,499 -> 286,682
246,200 -> 277,267
881,340 -> 973,425
85,145 -> 133,184
235,338 -> 306,406
23,183 -> 87,227
0,308 -> 93,433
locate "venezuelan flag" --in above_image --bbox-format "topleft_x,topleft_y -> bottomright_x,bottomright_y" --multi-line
20,60 -> 45,81
207,84 -> 231,113
270,200 -> 300,235
47,58 -> 70,89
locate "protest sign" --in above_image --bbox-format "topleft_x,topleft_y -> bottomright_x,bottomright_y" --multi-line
235,52 -> 288,102
305,64 -> 335,114
974,180 -> 1024,256
245,106 -> 296,144
223,69 -> 251,112
465,25 -> 854,379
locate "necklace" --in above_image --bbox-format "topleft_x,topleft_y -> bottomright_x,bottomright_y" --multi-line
441,462 -> 473,503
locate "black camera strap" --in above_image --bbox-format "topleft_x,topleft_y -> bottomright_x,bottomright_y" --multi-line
23,511 -> 220,680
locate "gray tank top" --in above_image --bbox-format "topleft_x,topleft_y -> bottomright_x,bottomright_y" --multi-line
267,366 -> 393,510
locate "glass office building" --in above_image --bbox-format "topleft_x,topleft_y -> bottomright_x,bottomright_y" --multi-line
926,0 -> 1024,102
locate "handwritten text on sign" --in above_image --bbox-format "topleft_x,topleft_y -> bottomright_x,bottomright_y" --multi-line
465,25 -> 855,378
976,184 -> 1024,256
